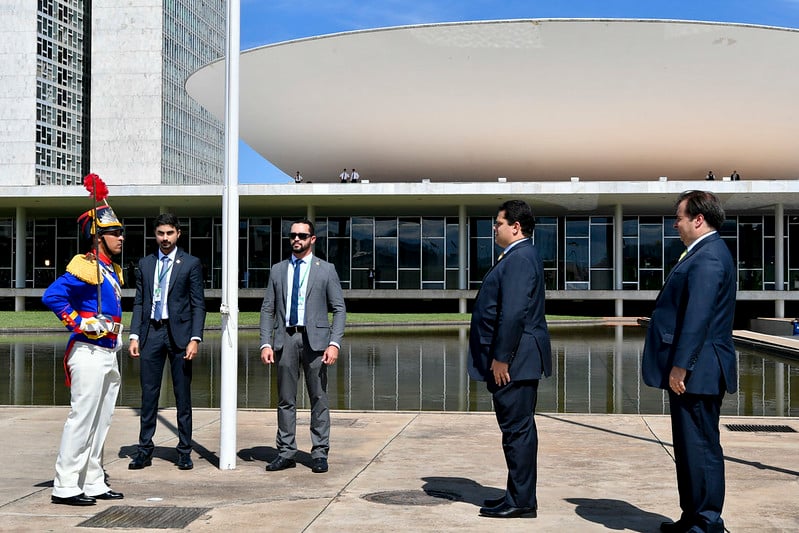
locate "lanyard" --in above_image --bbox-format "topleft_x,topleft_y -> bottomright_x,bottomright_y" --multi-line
156,256 -> 173,288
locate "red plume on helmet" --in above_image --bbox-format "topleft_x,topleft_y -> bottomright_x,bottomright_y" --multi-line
83,173 -> 109,202
78,173 -> 122,239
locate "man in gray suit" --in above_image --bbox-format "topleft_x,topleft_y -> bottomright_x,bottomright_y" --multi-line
259,219 -> 346,474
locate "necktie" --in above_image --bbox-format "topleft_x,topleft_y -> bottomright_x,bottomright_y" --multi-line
678,249 -> 687,262
289,259 -> 303,326
153,256 -> 170,320
497,252 -> 505,262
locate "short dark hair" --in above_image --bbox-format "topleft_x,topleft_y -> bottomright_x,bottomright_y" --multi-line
498,200 -> 536,236
291,219 -> 315,236
153,212 -> 180,231
676,190 -> 725,230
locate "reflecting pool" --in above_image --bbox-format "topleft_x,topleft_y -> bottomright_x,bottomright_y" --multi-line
1,325 -> 797,416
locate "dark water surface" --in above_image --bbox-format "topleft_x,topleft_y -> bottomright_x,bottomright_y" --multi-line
1,325 -> 797,416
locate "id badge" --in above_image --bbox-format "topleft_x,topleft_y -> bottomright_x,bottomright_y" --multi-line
154,287 -> 162,302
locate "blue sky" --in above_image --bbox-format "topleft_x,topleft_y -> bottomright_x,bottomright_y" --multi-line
236,0 -> 799,183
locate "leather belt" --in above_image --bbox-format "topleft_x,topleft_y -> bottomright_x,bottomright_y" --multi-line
110,322 -> 123,335
286,325 -> 305,335
151,318 -> 169,327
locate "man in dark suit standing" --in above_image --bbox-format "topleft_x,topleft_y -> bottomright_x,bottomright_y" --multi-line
643,190 -> 736,533
468,199 -> 552,519
260,219 -> 346,474
128,213 -> 206,471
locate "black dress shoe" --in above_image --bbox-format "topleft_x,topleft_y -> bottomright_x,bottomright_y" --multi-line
91,490 -> 124,500
660,520 -> 690,533
483,496 -> 505,507
311,457 -> 328,473
128,452 -> 152,470
265,457 -> 296,471
177,453 -> 193,470
479,502 -> 537,518
51,493 -> 96,506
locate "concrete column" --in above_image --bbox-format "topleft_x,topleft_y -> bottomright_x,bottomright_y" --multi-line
614,203 -> 623,317
306,205 -> 315,225
458,204 -> 467,313
774,203 -> 784,318
15,206 -> 26,311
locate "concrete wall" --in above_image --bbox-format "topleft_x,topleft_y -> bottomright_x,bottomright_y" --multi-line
90,0 -> 163,185
0,1 -> 37,185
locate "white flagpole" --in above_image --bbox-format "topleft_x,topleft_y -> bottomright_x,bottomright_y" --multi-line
219,0 -> 240,470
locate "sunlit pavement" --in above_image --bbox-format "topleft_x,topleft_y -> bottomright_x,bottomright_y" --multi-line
1,406 -> 797,531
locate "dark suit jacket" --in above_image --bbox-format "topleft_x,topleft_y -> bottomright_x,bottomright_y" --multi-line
129,248 -> 206,349
259,255 -> 346,352
468,238 -> 552,382
642,232 -> 737,395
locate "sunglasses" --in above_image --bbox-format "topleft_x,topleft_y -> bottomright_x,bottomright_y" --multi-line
288,232 -> 311,240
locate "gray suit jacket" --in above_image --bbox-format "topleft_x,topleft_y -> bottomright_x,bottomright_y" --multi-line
259,255 -> 346,352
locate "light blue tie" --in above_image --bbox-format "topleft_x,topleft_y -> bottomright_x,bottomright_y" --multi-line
289,259 -> 303,326
153,256 -> 170,320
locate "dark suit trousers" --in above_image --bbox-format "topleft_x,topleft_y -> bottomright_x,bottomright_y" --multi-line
490,379 -> 540,509
668,390 -> 726,532
275,330 -> 330,459
138,321 -> 193,455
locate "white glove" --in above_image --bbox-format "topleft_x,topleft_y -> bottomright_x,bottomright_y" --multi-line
81,315 -> 113,338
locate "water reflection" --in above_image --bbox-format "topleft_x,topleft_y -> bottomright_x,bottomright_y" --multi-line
1,326 -> 797,416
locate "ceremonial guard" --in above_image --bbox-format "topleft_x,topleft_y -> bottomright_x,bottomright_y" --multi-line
42,174 -> 126,506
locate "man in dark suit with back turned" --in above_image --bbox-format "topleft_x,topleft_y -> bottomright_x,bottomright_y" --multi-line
260,219 -> 346,474
128,213 -> 206,471
643,190 -> 736,533
468,199 -> 552,519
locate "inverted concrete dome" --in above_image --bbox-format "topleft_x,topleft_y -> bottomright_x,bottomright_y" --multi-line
187,19 -> 799,182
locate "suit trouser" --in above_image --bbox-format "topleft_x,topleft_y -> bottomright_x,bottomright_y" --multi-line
490,379 -> 540,509
137,322 -> 193,455
53,342 -> 120,498
668,390 -> 726,533
275,330 -> 330,459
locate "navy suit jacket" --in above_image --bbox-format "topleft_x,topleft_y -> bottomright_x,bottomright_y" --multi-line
129,248 -> 206,349
468,238 -> 552,382
642,232 -> 737,395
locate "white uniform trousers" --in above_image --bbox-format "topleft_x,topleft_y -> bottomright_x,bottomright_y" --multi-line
52,341 -> 121,498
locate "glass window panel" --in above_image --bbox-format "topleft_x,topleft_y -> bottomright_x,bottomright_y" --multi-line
398,219 -> 420,268
664,238 -> 683,270
739,270 -> 762,290
326,217 -> 350,238
623,217 -> 638,237
640,270 -> 662,290
738,222 -> 763,268
566,217 -> 589,237
0,224 -> 13,269
470,238 -> 493,282
537,216 -> 557,225
622,237 -> 638,283
399,270 -> 420,289
445,223 -> 459,269
719,218 -> 737,238
375,218 -> 397,238
351,269 -> 369,289
534,225 -> 557,269
544,270 -> 557,290
34,225 -> 56,268
764,238 -> 775,284
375,238 -> 396,281
471,218 -> 493,239
565,237 -> 588,282
352,225 -> 373,269
422,217 -> 444,238
56,239 -> 77,272
590,224 -> 612,268
590,270 -> 612,290
328,239 -> 350,282
248,225 -> 271,269
422,237 -> 444,281
591,216 -> 612,224
639,225 -> 663,268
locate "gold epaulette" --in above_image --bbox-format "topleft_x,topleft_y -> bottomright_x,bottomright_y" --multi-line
114,262 -> 124,287
66,254 -> 101,285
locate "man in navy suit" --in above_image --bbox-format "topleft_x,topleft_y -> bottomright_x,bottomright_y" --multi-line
468,199 -> 552,519
643,190 -> 736,533
128,213 -> 206,471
